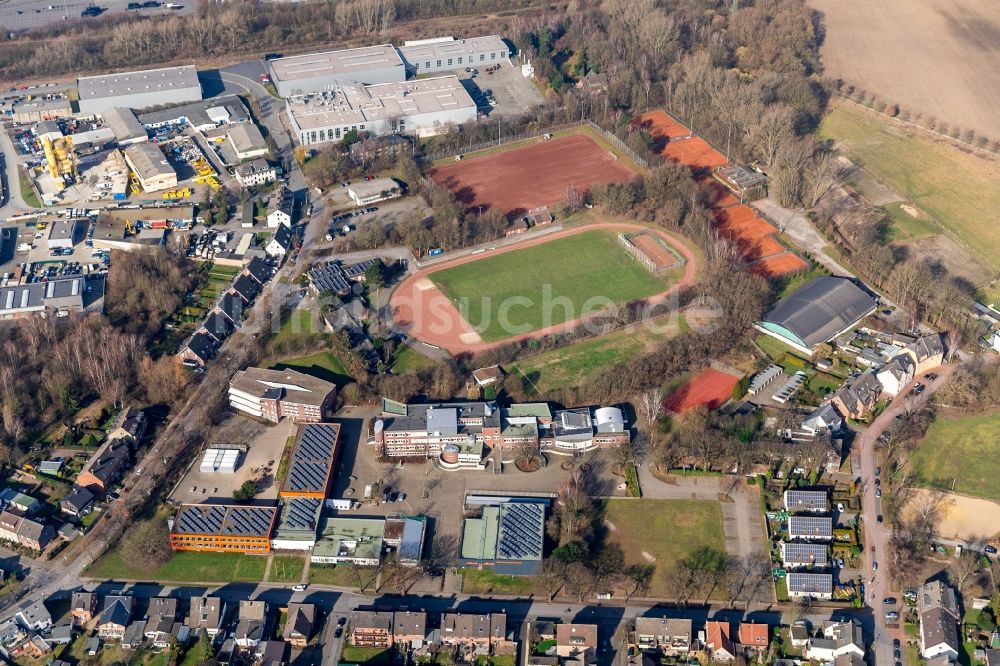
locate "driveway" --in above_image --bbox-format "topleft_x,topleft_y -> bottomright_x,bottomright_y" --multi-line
854,362 -> 956,665
753,197 -> 855,277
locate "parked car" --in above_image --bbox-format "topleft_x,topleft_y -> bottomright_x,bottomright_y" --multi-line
883,597 -> 897,605
877,514 -> 884,524
872,561 -> 878,571
875,488 -> 882,498
985,545 -> 997,555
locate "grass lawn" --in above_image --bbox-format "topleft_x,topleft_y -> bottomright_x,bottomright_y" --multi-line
910,409 -> 1000,499
268,555 -> 305,583
820,104 -> 1000,271
883,202 -> 940,243
309,563 -> 379,589
266,351 -> 352,387
271,308 -> 323,346
512,315 -> 687,392
87,550 -> 267,583
341,646 -> 392,666
430,230 -> 675,342
755,334 -> 809,362
600,499 -> 724,597
18,167 -> 41,208
460,567 -> 538,596
807,372 -> 842,397
392,345 -> 435,374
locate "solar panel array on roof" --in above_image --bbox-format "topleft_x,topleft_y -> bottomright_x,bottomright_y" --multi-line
224,507 -> 276,535
788,515 -> 833,538
173,504 -> 276,537
497,502 -> 543,559
784,490 -> 829,512
787,572 -> 833,594
782,542 -> 828,564
283,424 -> 338,495
284,498 -> 321,530
176,505 -> 226,534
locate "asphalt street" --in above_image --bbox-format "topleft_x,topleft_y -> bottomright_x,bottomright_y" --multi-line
855,363 -> 956,666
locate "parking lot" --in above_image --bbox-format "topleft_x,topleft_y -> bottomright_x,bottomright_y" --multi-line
318,196 -> 430,252
0,0 -> 194,32
458,62 -> 545,118
168,415 -> 296,505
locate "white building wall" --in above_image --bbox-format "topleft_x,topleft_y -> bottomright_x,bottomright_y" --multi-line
79,86 -> 202,115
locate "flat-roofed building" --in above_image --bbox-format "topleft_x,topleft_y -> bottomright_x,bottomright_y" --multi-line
0,276 -> 101,319
398,35 -> 509,75
12,96 -> 72,123
287,75 -> 476,146
459,499 -> 546,574
280,423 -> 341,499
47,219 -> 84,250
102,108 -> 148,145
311,516 -> 385,566
123,142 -> 177,192
348,177 -> 402,206
78,64 -> 202,114
271,497 -> 323,551
228,367 -> 336,423
267,45 -> 406,97
169,503 -> 278,553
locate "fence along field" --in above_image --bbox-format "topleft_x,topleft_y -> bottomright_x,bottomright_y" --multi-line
811,0 -> 1000,141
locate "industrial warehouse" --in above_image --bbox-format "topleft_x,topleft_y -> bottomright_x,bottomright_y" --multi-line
77,64 -> 202,114
265,35 -> 509,97
286,76 -> 477,145
122,142 -> 177,192
459,496 -> 548,575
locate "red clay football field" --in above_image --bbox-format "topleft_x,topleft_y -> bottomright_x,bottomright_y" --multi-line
429,133 -> 637,218
663,368 -> 742,414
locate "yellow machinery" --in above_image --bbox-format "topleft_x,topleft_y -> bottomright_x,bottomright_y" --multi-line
41,135 -> 79,188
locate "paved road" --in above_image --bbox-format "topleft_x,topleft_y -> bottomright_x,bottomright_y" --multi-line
0,0 -> 194,32
855,362 -> 956,666
0,125 -> 33,217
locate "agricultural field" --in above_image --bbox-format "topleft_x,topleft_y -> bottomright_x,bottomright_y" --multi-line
909,409 -> 1000,500
600,499 -> 725,597
811,0 -> 1000,139
511,315 -> 688,393
429,132 -> 637,218
428,229 -> 675,342
819,103 -> 1000,277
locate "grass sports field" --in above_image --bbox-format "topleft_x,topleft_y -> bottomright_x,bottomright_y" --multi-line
513,315 -> 688,392
601,499 -> 724,597
910,409 -> 1000,500
820,104 -> 1000,273
428,229 -> 674,342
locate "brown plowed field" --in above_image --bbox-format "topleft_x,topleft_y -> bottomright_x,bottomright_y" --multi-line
811,0 -> 1000,139
429,134 -> 637,219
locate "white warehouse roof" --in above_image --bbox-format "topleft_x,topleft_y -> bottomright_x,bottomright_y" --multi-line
78,65 -> 200,103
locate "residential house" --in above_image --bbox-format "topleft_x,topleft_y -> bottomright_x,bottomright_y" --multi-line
804,620 -> 865,662
831,372 -> 882,420
876,355 -> 915,397
177,330 -> 218,367
228,273 -> 261,305
0,511 -> 55,551
71,591 -> 99,626
440,612 -> 508,652
392,611 -> 427,648
633,617 -> 691,656
234,600 -> 268,648
787,572 -> 834,599
350,610 -> 393,648
781,542 -> 829,569
186,596 -> 226,638
266,224 -> 293,259
45,624 -> 73,647
788,515 -> 833,541
199,310 -> 234,344
144,597 -> 183,648
788,623 -> 809,649
266,188 -> 294,228
8,493 -> 40,515
242,257 -> 272,286
920,580 -> 961,660
556,624 -> 597,665
283,603 -> 316,649
737,622 -> 769,654
15,599 -> 53,632
107,406 -> 147,443
98,595 -> 133,640
256,639 -> 288,666
213,293 -> 247,328
122,620 -> 146,650
801,404 -> 843,436
233,159 -> 277,188
471,365 -> 504,388
903,334 -> 945,374
61,486 -> 95,518
76,439 -> 131,496
0,617 -> 29,660
704,620 -> 736,661
783,490 -> 829,513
